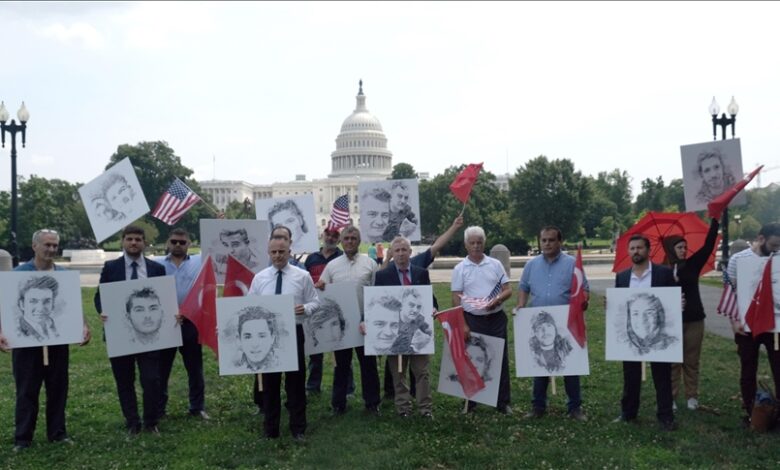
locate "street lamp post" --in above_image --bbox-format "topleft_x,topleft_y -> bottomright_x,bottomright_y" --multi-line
733,213 -> 742,239
0,101 -> 30,267
708,96 -> 738,269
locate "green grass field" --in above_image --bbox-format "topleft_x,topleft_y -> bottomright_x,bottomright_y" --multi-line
1,284 -> 779,469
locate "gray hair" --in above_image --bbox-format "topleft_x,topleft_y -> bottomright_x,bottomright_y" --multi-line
32,229 -> 60,245
390,235 -> 411,251
464,226 -> 486,242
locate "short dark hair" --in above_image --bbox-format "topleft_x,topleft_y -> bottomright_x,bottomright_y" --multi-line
18,275 -> 59,305
540,226 -> 562,241
628,234 -> 650,250
125,287 -> 161,314
168,228 -> 190,239
270,225 -> 292,241
220,228 -> 249,244
122,225 -> 145,240
268,200 -> 308,234
759,223 -> 780,239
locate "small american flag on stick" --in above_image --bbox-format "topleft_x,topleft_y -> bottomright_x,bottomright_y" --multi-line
460,280 -> 504,311
327,194 -> 350,230
717,269 -> 739,321
151,178 -> 202,225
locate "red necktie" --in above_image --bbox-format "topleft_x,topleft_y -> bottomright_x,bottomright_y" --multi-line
401,269 -> 411,286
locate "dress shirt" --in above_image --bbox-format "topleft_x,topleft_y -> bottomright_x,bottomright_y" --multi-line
124,254 -> 148,280
451,255 -> 508,315
249,263 -> 320,324
320,253 -> 377,315
726,247 -> 758,288
519,251 -> 589,307
628,262 -> 653,288
156,254 -> 202,305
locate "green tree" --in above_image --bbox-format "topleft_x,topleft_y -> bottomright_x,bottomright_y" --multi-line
224,198 -> 256,219
634,176 -> 666,213
508,156 -> 592,246
107,141 -> 213,244
390,163 -> 418,180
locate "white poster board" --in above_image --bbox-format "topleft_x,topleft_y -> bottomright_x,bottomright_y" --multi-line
78,157 -> 150,243
99,276 -> 182,358
255,195 -> 319,254
0,271 -> 84,348
437,332 -> 504,407
363,285 -> 434,356
513,305 -> 590,377
737,256 -> 780,332
302,282 -> 363,355
680,139 -> 745,212
358,179 -> 421,243
605,287 -> 682,363
217,294 -> 298,375
200,219 -> 270,284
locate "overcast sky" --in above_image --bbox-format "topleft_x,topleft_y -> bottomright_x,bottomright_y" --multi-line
2,1 -> 779,197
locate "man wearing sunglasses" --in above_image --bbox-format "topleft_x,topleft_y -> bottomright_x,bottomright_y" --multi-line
156,228 -> 209,421
1,229 -> 91,452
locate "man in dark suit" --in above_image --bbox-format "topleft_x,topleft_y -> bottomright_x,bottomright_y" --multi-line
373,236 -> 436,418
94,225 -> 167,436
613,234 -> 678,431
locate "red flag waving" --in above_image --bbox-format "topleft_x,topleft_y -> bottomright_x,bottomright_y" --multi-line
224,255 -> 255,297
745,255 -> 776,338
708,165 -> 763,219
449,163 -> 483,204
567,246 -> 588,347
180,256 -> 218,355
436,306 -> 486,398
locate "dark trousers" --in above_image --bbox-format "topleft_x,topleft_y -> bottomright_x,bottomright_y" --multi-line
12,345 -> 69,445
109,350 -> 161,430
464,310 -> 511,408
621,361 -> 673,423
307,353 -> 356,394
384,358 -> 416,397
262,325 -> 306,438
735,333 -> 780,415
159,319 -> 206,414
532,375 -> 582,413
332,346 -> 380,410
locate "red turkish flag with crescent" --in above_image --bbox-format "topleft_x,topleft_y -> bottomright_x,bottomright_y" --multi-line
436,306 -> 486,398
745,255 -> 776,338
567,246 -> 587,348
449,163 -> 483,204
180,256 -> 218,355
224,255 -> 255,297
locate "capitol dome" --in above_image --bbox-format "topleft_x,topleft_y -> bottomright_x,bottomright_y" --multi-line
330,80 -> 392,178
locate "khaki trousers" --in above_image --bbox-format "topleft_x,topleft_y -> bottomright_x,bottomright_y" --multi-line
671,320 -> 705,400
387,355 -> 432,414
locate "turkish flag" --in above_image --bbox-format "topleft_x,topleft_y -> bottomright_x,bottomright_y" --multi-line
707,165 -> 763,219
567,246 -> 588,347
745,255 -> 776,338
180,256 -> 218,355
224,255 -> 255,297
436,306 -> 486,398
449,163 -> 483,204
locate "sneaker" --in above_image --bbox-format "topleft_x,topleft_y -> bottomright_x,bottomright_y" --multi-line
524,408 -> 545,419
191,410 -> 211,420
496,405 -> 513,416
612,415 -> 635,424
12,443 -> 30,452
568,408 -> 588,422
687,398 -> 699,410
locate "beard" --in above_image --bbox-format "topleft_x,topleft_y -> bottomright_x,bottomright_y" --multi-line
631,253 -> 647,265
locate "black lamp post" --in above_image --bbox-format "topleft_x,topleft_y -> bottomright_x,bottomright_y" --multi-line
0,101 -> 30,267
708,96 -> 738,269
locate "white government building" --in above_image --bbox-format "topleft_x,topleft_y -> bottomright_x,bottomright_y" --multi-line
200,81 -> 509,230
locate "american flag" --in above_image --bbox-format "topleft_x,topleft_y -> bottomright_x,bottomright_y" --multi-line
151,178 -> 202,225
717,269 -> 739,321
460,279 -> 504,310
327,194 -> 350,230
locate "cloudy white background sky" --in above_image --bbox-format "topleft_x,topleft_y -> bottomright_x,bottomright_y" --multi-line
2,1 -> 779,195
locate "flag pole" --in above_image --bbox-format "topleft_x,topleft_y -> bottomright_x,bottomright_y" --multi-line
43,346 -> 49,366
257,373 -> 263,392
551,376 -> 557,395
201,200 -> 221,217
458,201 -> 467,217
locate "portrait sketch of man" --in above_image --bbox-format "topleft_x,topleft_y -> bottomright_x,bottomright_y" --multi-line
255,195 -> 319,254
217,294 -> 299,376
358,179 -> 421,243
0,271 -> 84,348
100,276 -> 182,358
514,305 -> 590,378
605,287 -> 683,363
437,332 -> 504,407
78,157 -> 150,243
680,139 -> 745,212
302,282 -> 363,356
363,285 -> 434,356
200,219 -> 270,283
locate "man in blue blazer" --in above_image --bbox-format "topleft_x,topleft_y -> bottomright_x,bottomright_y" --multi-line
94,225 -> 167,436
373,236 -> 437,418
613,234 -> 678,431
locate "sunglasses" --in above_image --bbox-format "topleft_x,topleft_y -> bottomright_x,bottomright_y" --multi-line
34,229 -> 58,237
169,239 -> 189,246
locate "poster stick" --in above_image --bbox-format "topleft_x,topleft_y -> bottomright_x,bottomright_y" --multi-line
775,333 -> 778,351
43,346 -> 49,366
551,376 -> 557,395
257,373 -> 263,392
641,362 -> 646,382
463,399 -> 469,413
398,354 -> 403,373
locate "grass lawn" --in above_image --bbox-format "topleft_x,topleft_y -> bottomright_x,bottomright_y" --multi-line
1,284 -> 780,469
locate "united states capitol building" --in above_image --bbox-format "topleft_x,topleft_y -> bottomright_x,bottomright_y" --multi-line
199,81 -> 508,230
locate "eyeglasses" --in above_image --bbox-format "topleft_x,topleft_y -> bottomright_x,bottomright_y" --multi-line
169,239 -> 188,246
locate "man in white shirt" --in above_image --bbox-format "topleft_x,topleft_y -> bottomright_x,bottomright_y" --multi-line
248,236 -> 319,441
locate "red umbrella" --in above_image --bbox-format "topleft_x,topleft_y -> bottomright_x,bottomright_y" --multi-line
612,211 -> 720,275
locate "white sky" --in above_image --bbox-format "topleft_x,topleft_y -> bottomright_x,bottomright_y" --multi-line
2,1 -> 779,197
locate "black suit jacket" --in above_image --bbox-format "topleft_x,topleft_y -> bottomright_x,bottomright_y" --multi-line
94,255 -> 167,314
374,264 -> 438,310
615,263 -> 676,289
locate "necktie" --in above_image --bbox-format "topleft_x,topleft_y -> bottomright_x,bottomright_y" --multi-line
401,269 -> 411,286
275,270 -> 283,294
131,261 -> 139,280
